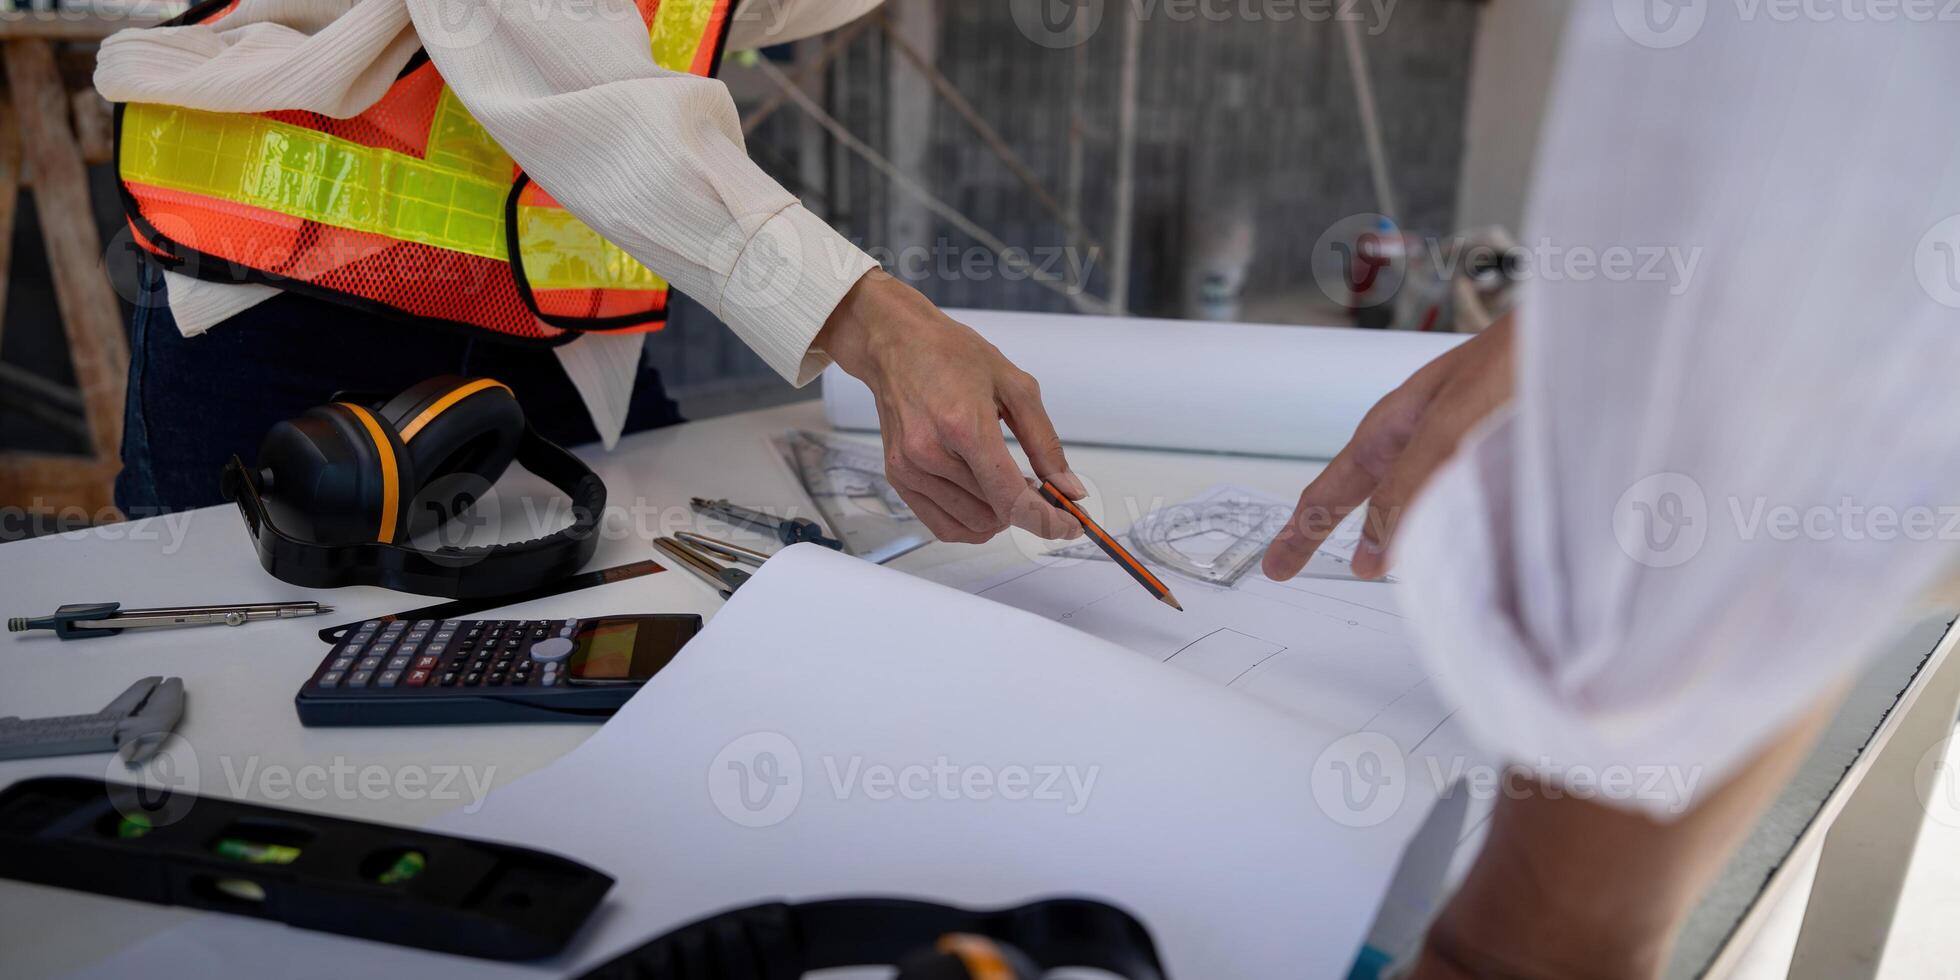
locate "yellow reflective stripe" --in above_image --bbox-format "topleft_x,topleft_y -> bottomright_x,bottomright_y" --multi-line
119,3 -> 722,297
425,88 -> 511,183
122,104 -> 664,291
517,207 -> 668,292
122,102 -> 508,259
650,0 -> 719,73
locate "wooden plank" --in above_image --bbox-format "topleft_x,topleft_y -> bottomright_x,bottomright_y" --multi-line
0,361 -> 90,444
0,361 -> 83,413
0,385 -> 91,443
56,46 -> 99,90
70,89 -> 111,165
0,453 -> 120,519
0,98 -> 17,354
5,39 -> 129,467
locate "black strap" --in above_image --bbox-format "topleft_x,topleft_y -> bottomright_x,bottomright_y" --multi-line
578,903 -> 803,980
575,897 -> 1167,980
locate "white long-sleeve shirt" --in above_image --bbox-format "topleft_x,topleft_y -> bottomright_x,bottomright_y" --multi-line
96,0 -> 884,441
1396,6 -> 1960,817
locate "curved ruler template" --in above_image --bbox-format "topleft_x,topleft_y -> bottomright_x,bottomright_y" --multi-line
1047,485 -> 1393,586
772,430 -> 931,564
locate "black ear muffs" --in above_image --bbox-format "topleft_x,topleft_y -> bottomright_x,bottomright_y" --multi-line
255,402 -> 417,546
224,377 -> 606,598
379,376 -> 525,539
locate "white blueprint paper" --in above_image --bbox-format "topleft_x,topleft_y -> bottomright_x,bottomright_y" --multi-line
72,545 -> 1440,980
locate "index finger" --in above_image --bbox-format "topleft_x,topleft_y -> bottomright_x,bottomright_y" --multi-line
1262,448 -> 1378,580
952,420 -> 1080,539
999,375 -> 1085,499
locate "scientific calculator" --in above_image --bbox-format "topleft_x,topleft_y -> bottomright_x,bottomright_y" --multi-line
295,614 -> 702,726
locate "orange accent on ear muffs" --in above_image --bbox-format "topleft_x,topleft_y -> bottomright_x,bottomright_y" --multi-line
937,935 -> 1018,980
334,403 -> 401,543
399,379 -> 514,442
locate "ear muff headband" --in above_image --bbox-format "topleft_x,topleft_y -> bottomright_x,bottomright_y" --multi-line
333,402 -> 403,543
400,379 -> 513,442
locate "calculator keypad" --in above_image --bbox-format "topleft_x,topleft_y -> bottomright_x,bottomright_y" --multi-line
312,619 -> 576,693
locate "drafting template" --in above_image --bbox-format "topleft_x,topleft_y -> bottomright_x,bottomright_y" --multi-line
1046,484 -> 1396,585
772,430 -> 931,563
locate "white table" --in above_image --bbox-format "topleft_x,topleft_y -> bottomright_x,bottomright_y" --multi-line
0,400 -> 1325,977
0,399 -> 1950,978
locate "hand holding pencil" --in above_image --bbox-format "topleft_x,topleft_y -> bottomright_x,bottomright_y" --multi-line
1036,480 -> 1184,612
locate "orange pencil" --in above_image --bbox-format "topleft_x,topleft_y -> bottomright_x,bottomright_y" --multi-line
1038,480 -> 1184,612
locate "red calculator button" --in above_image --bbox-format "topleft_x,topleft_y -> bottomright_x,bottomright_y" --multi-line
407,669 -> 432,687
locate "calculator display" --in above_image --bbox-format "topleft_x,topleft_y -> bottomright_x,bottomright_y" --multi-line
576,623 -> 639,679
567,617 -> 697,684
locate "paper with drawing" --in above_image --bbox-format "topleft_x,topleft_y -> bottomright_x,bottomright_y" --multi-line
74,545 -> 1445,980
930,486 -> 1465,768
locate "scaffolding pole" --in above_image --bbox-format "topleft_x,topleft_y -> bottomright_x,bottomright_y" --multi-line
1107,6 -> 1141,316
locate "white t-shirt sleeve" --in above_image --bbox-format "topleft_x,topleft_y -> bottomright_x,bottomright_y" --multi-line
1394,6 -> 1960,817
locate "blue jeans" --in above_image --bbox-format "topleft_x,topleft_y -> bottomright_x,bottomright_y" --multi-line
114,263 -> 684,514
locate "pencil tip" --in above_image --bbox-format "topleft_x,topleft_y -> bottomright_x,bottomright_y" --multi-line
1162,595 -> 1184,612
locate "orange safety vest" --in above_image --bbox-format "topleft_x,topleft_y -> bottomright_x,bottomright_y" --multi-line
115,0 -> 733,346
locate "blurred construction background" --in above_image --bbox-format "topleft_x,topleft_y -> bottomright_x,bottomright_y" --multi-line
0,0 -> 1562,532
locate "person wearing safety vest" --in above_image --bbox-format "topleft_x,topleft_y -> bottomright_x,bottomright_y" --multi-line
94,0 -> 1088,544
